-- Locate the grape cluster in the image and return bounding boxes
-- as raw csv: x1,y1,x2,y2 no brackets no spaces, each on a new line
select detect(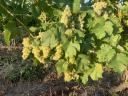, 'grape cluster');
40,46,51,59
32,46,45,63
64,29,73,37
22,31,52,64
32,46,40,59
78,14,86,30
36,32,45,40
60,5,72,27
38,11,47,22
69,56,75,64
53,44,63,60
22,37,31,60
32,45,51,63
92,1,107,15
64,71,73,81
64,71,79,81
103,12,108,20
